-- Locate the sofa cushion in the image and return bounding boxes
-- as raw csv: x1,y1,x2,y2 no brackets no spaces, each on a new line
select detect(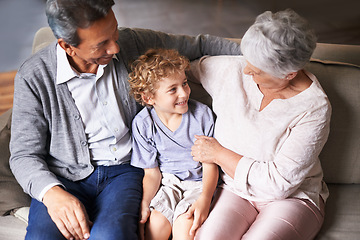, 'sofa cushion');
312,43,360,66
305,60,360,184
316,184,360,240
0,109,30,215
0,215,27,240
